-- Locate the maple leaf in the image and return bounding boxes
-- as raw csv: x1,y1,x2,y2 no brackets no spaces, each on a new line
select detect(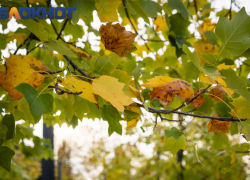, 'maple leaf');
92,75,133,112
193,42,218,65
0,54,48,100
209,85,226,101
153,15,168,32
99,23,137,57
197,18,216,37
142,78,193,107
60,76,96,103
207,114,232,134
190,89,206,108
